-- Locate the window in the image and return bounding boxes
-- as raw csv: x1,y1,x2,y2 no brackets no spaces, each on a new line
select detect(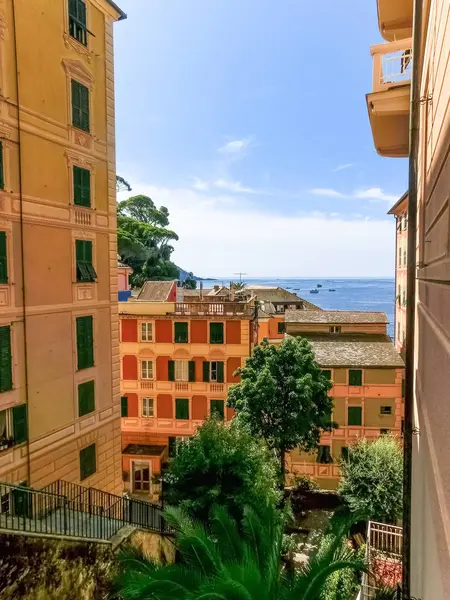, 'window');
76,240,97,282
278,322,286,334
133,461,150,492
0,409,12,449
398,247,402,266
141,322,153,342
71,80,90,132
348,369,362,386
210,322,224,344
168,436,187,458
80,443,96,480
210,361,224,383
142,397,154,417
0,325,12,392
173,360,188,382
397,284,401,302
141,360,154,380
397,322,401,340
0,231,8,284
341,447,349,461
174,322,188,343
210,399,225,419
76,316,94,370
0,141,4,190
68,0,87,46
380,405,393,416
322,369,332,381
402,379,405,398
175,398,189,420
316,445,332,464
403,249,407,266
121,396,128,417
73,166,91,207
402,289,406,306
380,428,390,435
330,326,341,334
78,380,95,417
0,406,27,449
348,406,362,426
